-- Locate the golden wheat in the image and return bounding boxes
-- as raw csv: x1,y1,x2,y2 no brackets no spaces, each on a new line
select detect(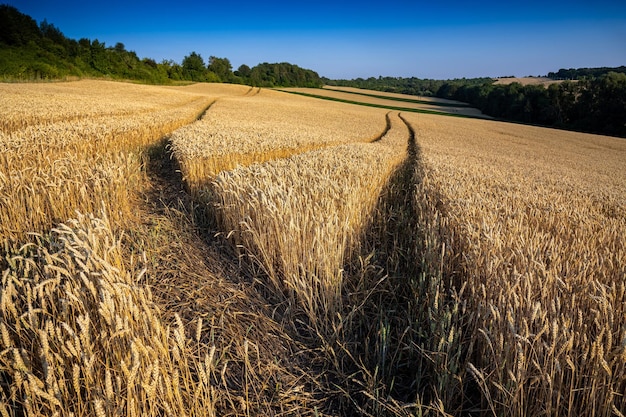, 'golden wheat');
169,89,389,189
210,112,408,334
402,112,626,416
4,78,624,416
0,80,322,417
0,80,206,133
323,85,467,105
0,212,218,417
0,81,251,246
